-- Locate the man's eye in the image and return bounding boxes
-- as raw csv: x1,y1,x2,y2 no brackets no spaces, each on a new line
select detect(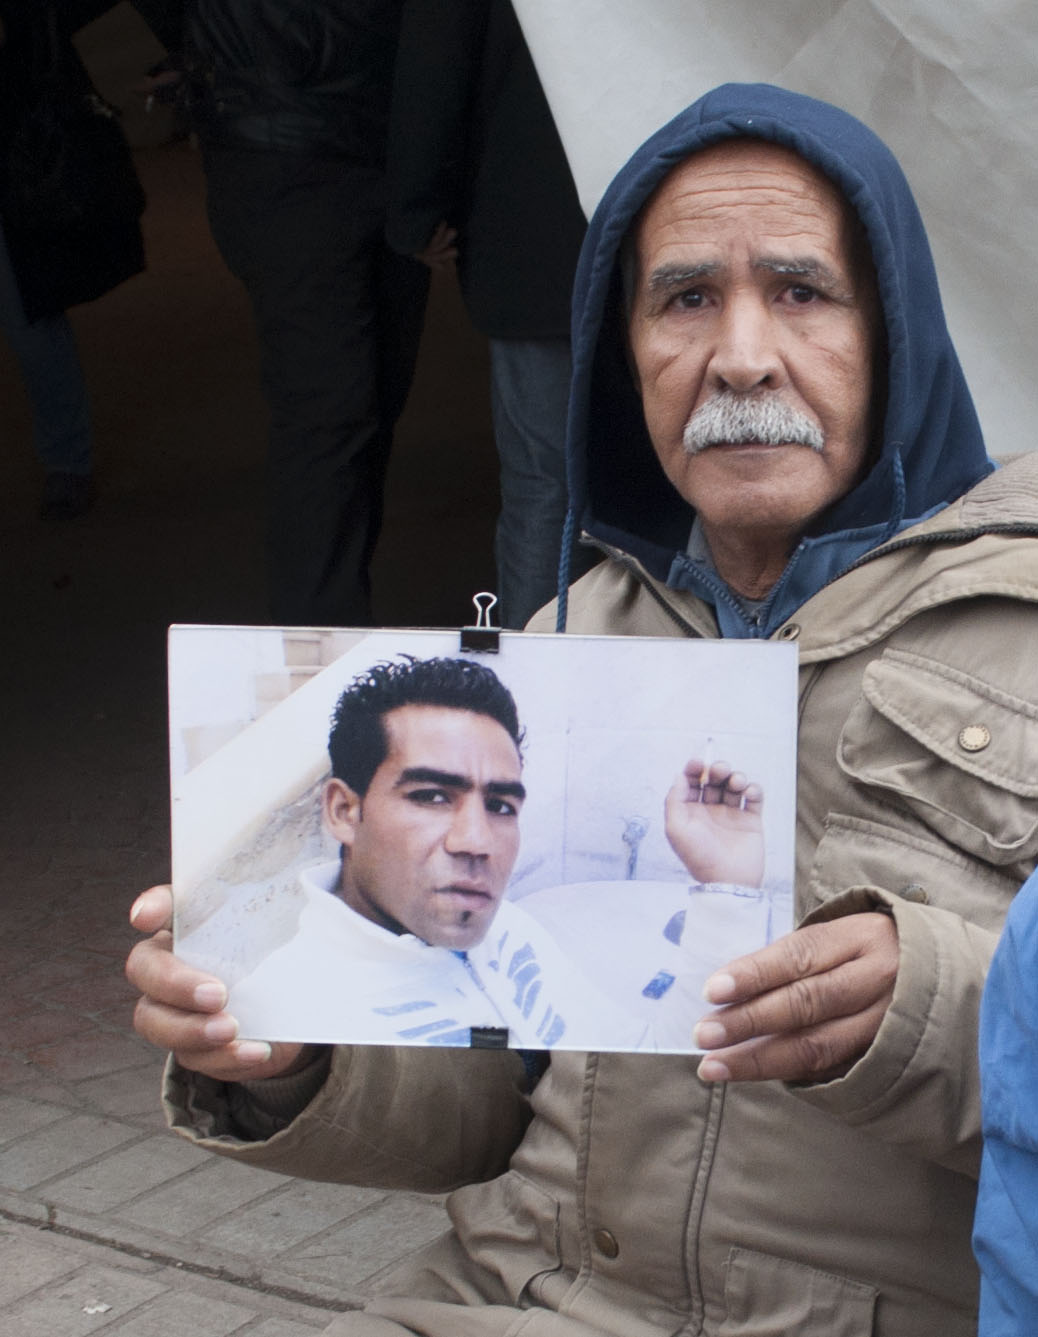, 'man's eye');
786,284,818,304
407,788,449,805
486,798,519,817
673,288,706,309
